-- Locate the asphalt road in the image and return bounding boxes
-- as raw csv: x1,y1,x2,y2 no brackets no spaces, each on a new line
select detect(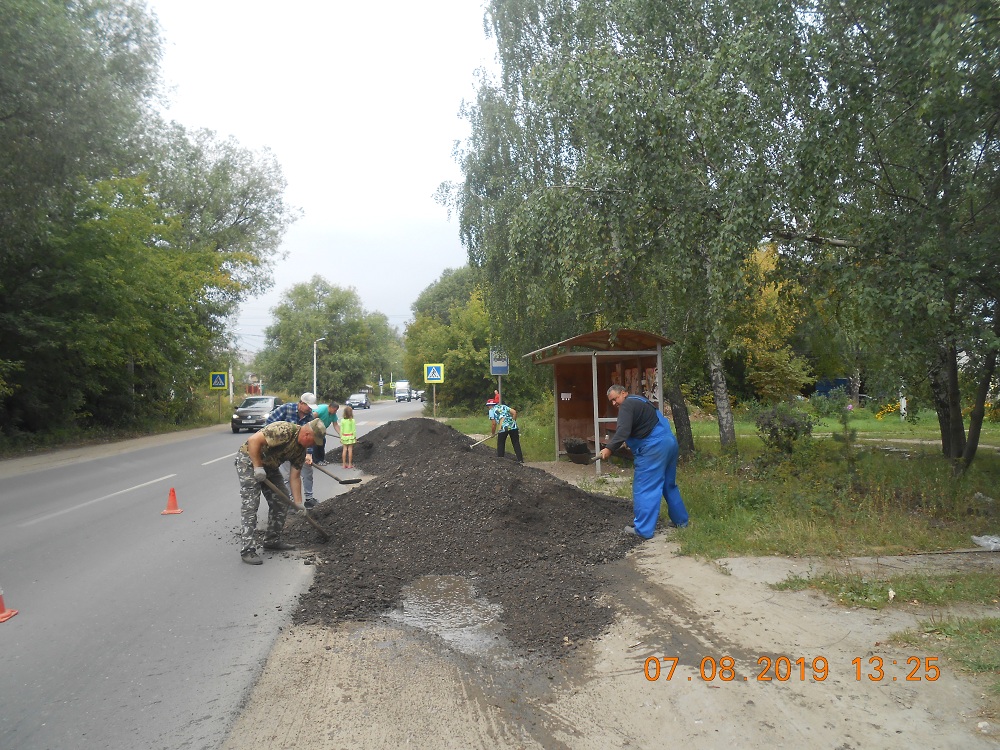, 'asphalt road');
0,397,424,750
